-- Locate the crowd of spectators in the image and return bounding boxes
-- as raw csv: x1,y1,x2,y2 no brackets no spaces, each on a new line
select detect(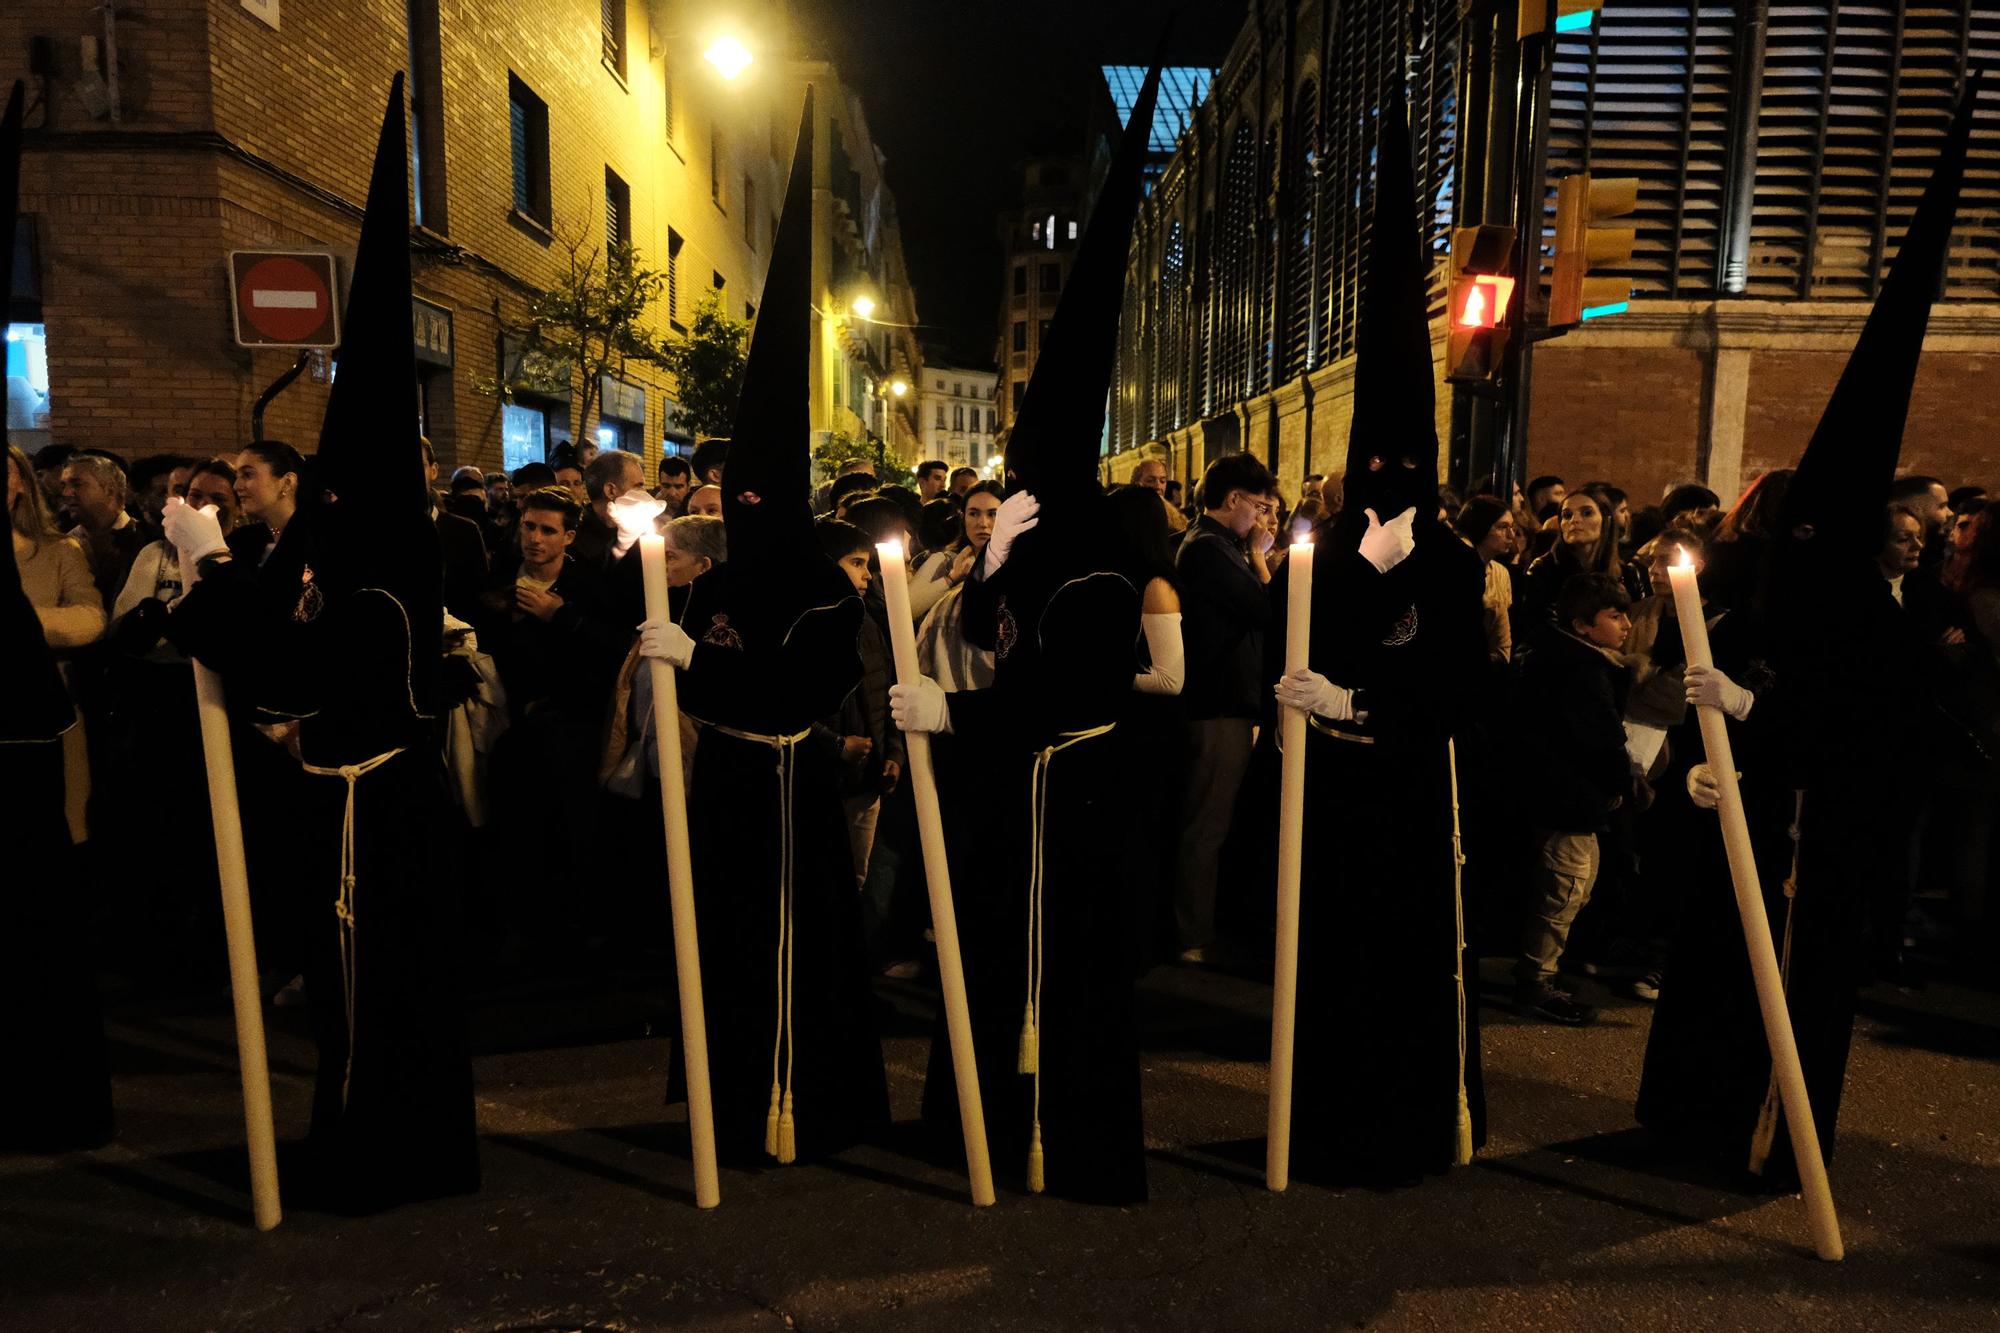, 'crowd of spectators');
10,434,1995,1019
